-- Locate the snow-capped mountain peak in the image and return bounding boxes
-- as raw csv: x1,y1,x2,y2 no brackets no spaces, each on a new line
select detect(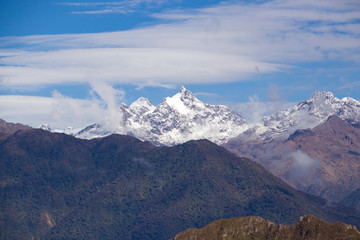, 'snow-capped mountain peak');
39,88,360,146
129,97,155,115
39,123,53,131
179,85,197,102
161,86,204,115
304,91,340,111
73,87,248,146
311,91,335,100
247,91,360,141
38,123,81,136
